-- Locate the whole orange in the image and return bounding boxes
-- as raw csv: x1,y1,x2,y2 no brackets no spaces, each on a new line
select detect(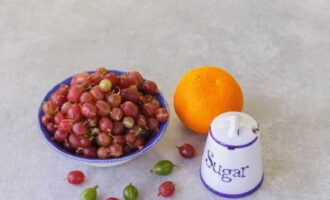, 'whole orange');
174,66,243,134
